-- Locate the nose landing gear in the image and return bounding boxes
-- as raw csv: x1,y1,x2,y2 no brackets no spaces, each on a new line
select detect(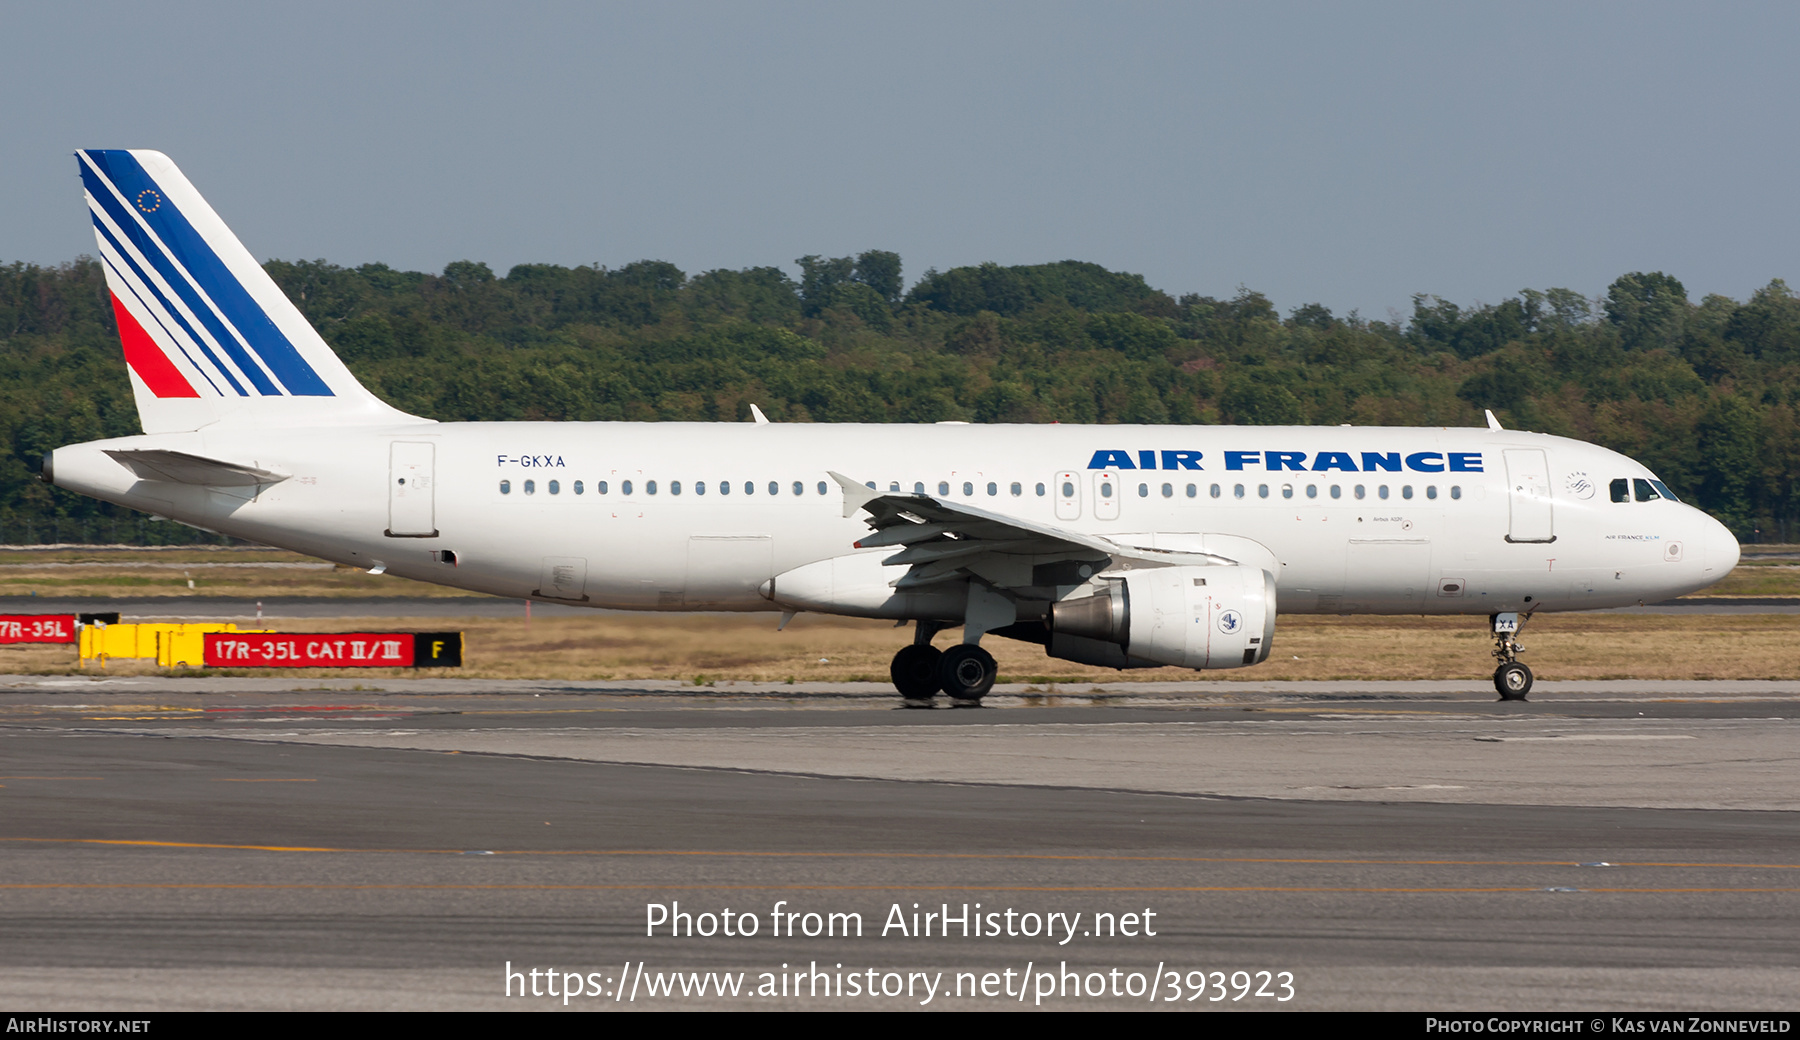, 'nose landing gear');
1490,612,1533,701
